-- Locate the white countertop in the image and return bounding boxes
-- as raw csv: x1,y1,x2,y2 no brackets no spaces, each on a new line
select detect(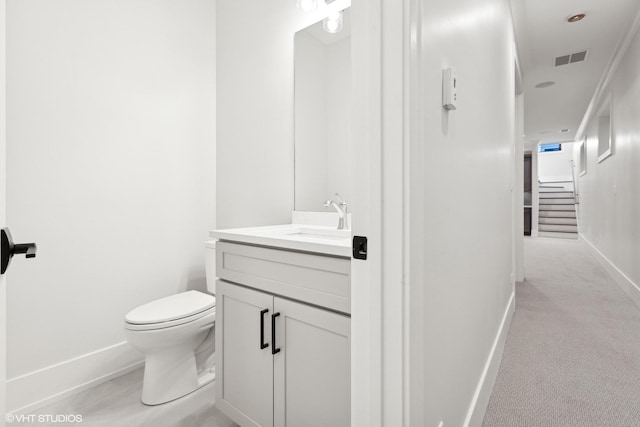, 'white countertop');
210,224,351,257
